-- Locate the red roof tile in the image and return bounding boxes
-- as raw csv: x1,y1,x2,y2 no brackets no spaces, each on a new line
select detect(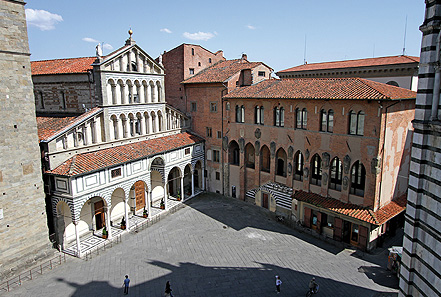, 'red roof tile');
182,59,267,84
31,57,95,75
48,132,204,176
37,107,102,141
292,190,407,225
223,78,416,100
278,55,419,73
